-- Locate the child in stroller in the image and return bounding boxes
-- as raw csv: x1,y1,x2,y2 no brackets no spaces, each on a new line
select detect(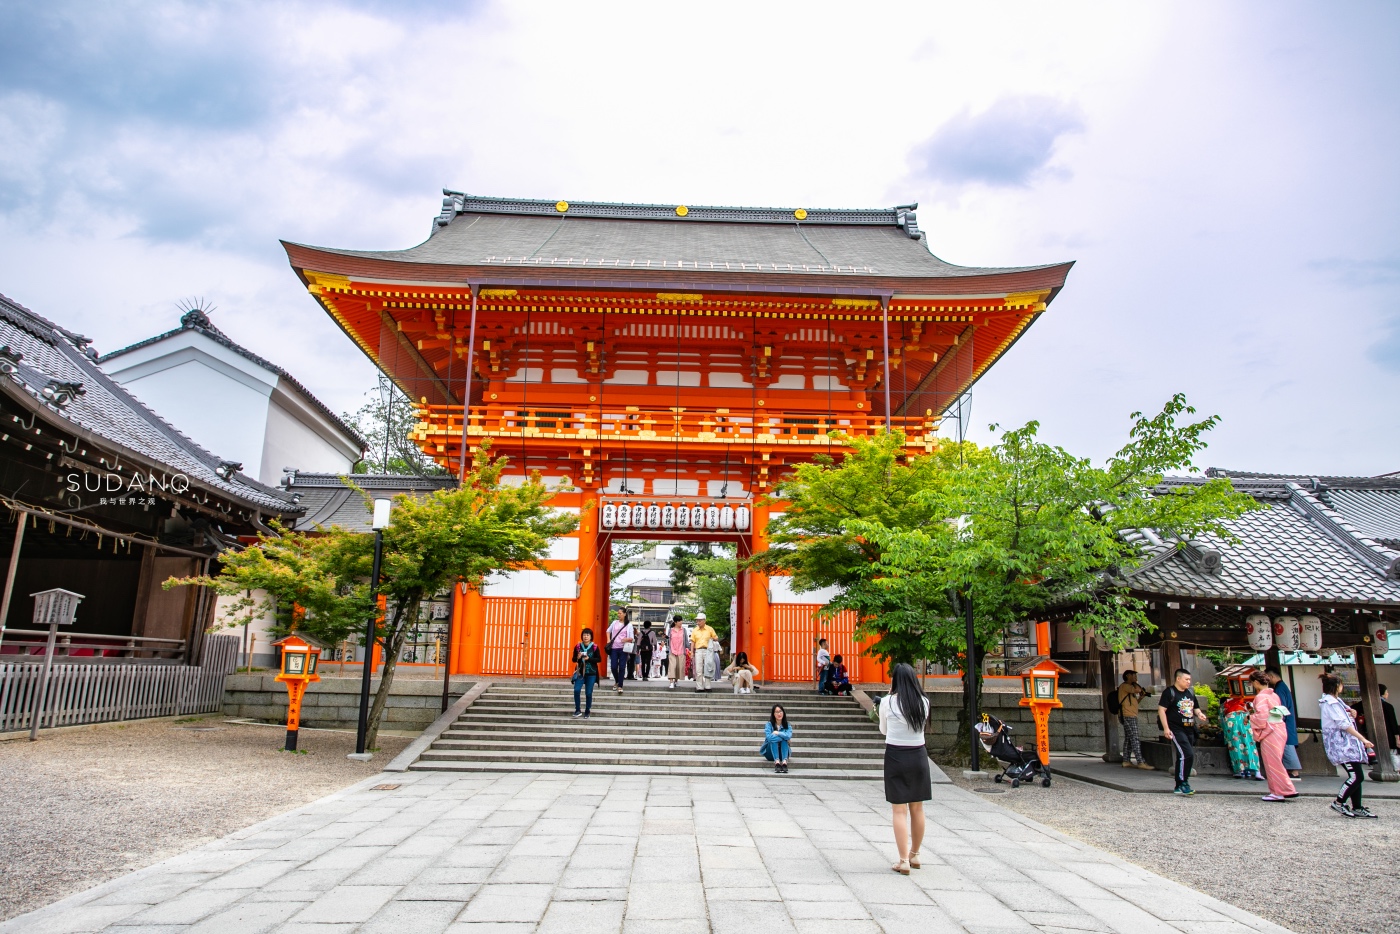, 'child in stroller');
974,714,1052,788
